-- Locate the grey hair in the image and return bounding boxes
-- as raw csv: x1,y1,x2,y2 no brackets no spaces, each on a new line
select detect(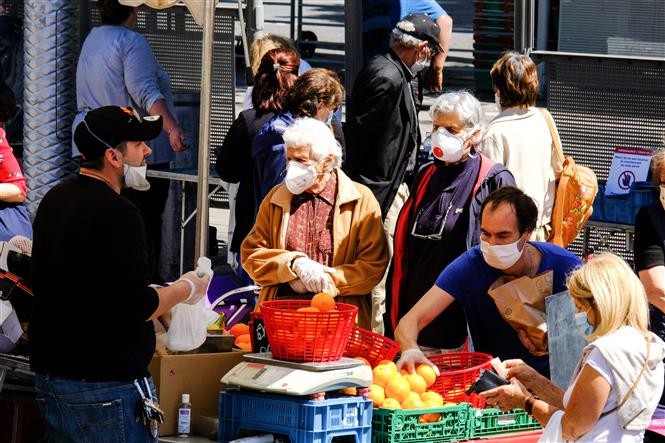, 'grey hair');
429,90,483,129
282,117,342,168
389,27,423,49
